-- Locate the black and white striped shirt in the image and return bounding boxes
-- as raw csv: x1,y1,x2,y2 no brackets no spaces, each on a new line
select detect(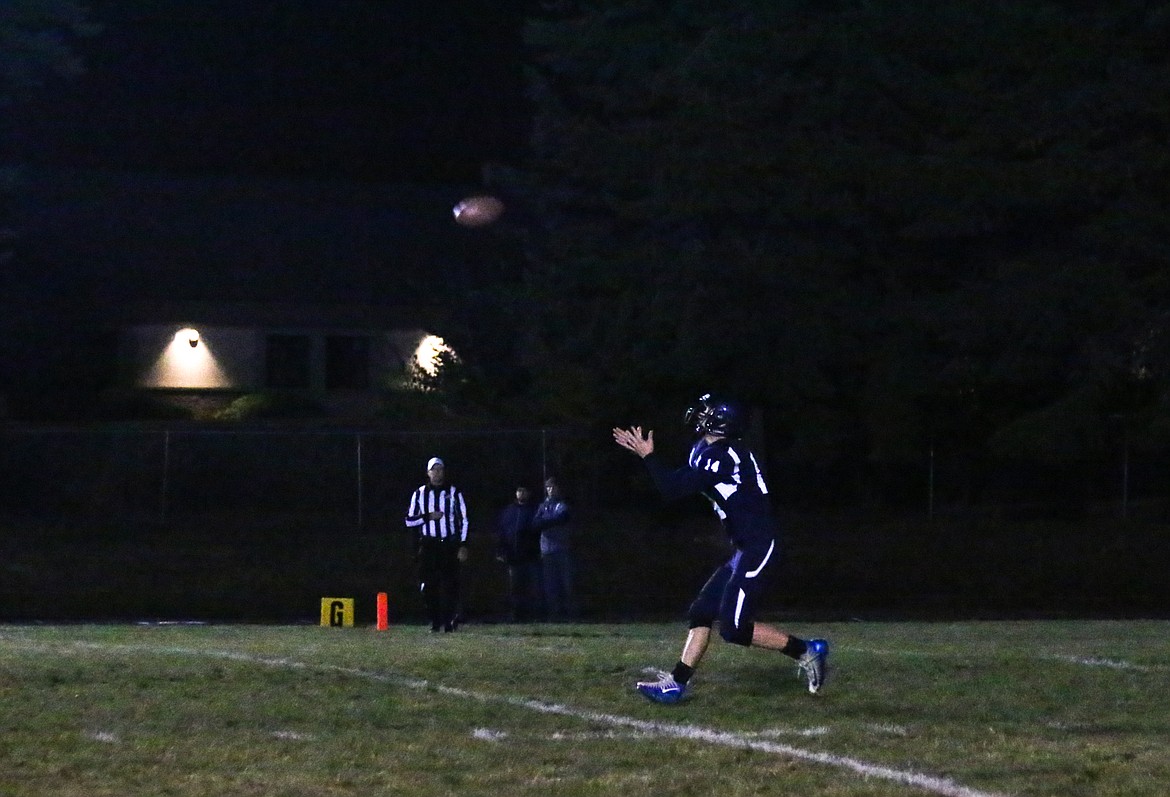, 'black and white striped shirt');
405,483,469,542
